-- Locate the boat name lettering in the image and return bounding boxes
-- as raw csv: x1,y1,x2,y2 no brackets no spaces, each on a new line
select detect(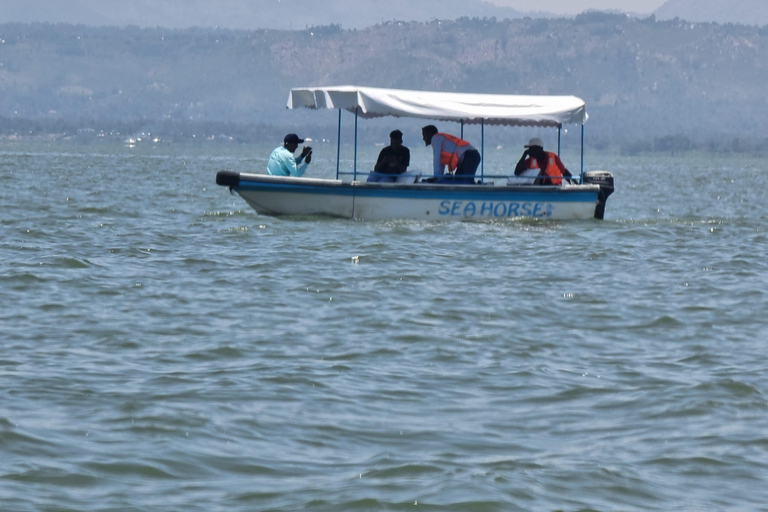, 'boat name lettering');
438,200,553,218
